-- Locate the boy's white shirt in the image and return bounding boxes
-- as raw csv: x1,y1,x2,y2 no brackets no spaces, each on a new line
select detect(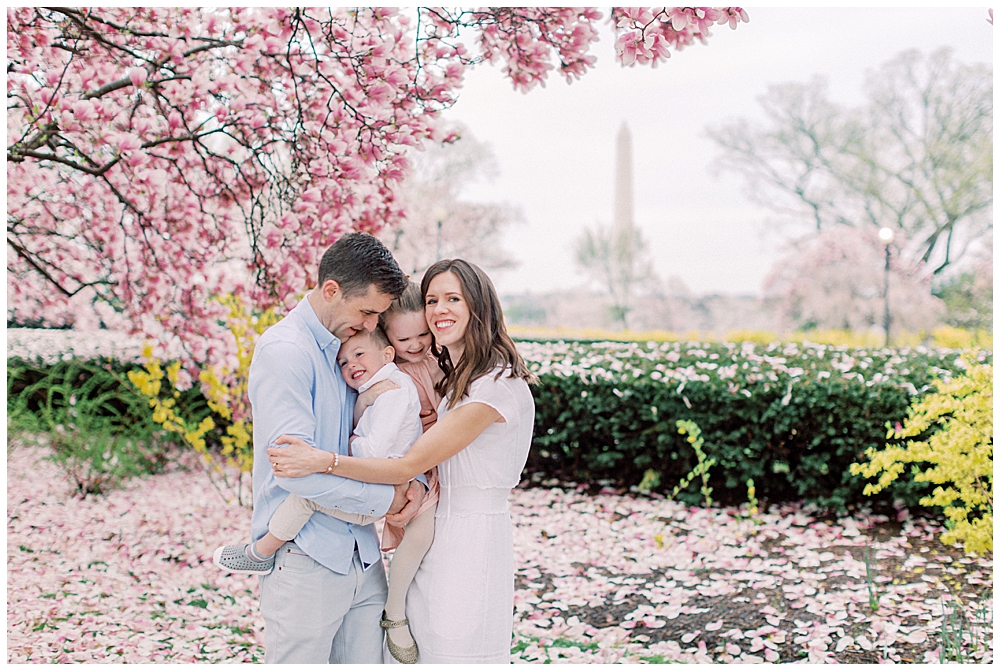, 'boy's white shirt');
353,362,423,460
